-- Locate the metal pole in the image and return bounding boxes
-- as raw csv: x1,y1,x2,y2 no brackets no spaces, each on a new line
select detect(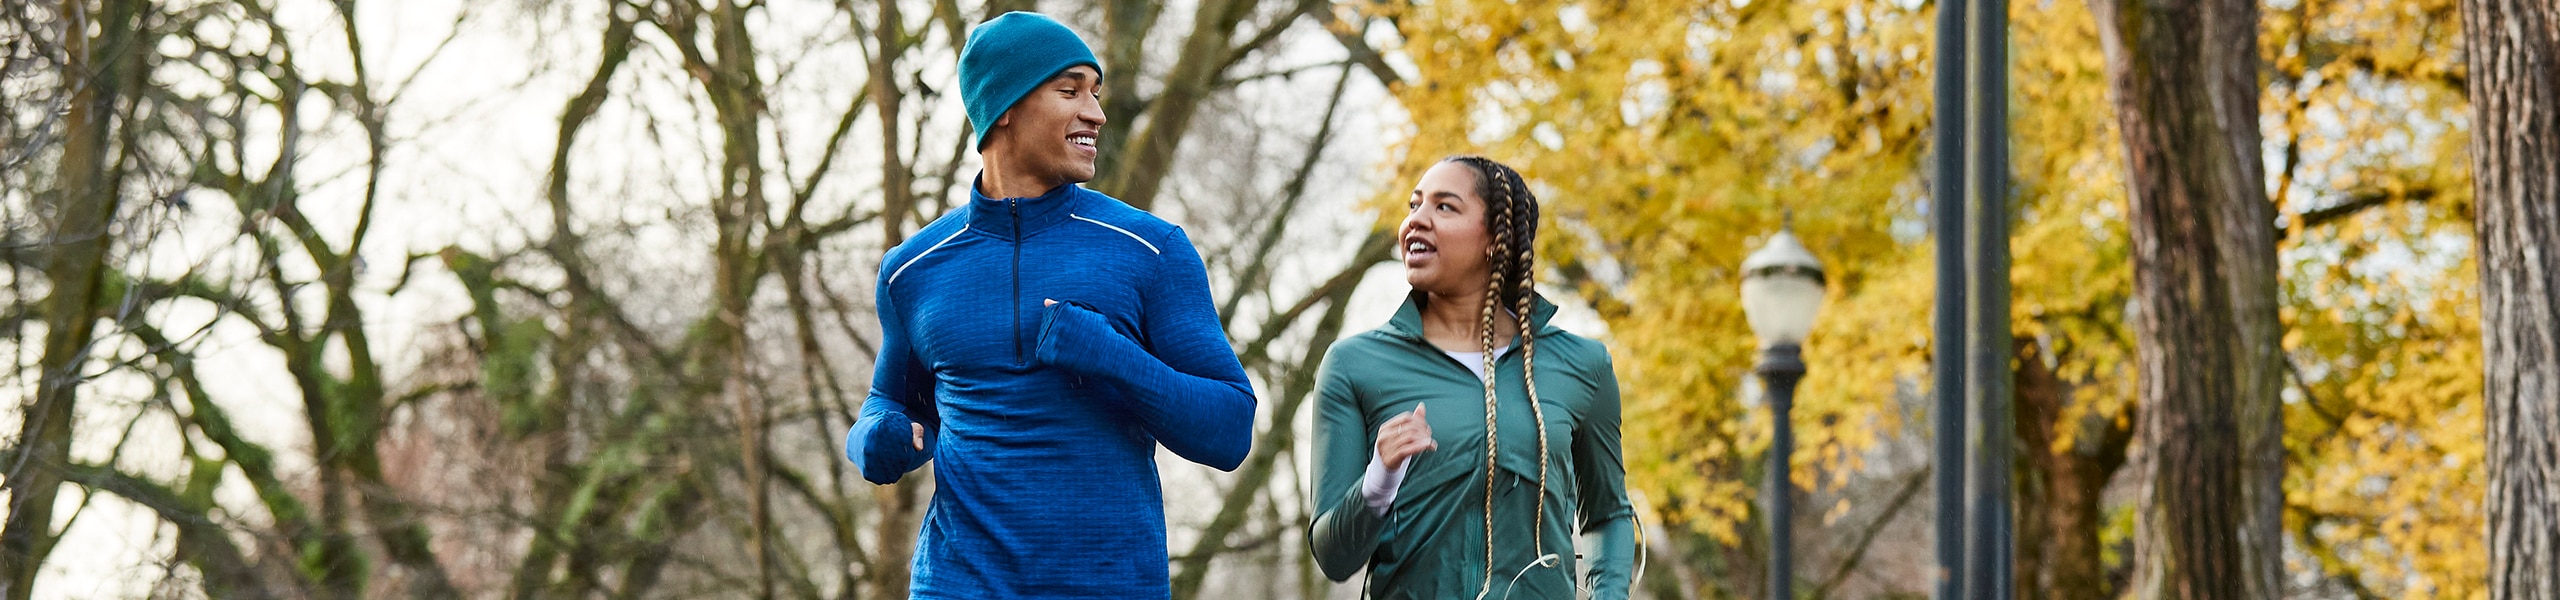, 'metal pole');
1758,344,1806,600
1928,0,1971,595
1959,0,2013,593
